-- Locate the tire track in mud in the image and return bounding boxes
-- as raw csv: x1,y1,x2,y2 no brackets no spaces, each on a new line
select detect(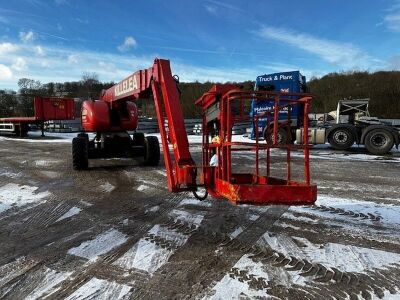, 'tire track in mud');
14,192,192,299
130,205,289,299
310,205,382,222
0,165,188,299
210,233,400,299
129,207,400,300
